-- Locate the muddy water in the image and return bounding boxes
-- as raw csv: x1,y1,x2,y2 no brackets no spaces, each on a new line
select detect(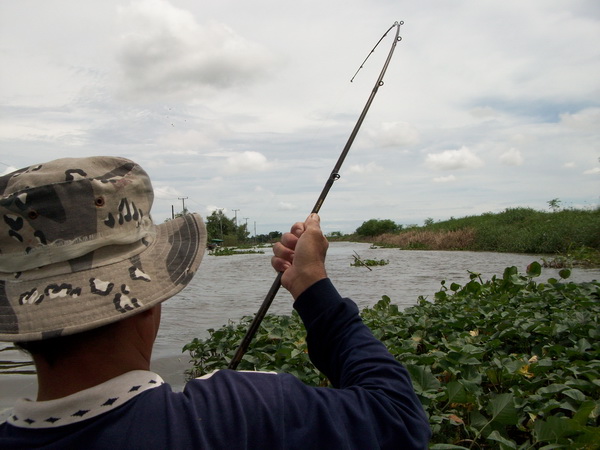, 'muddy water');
2,243,599,410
